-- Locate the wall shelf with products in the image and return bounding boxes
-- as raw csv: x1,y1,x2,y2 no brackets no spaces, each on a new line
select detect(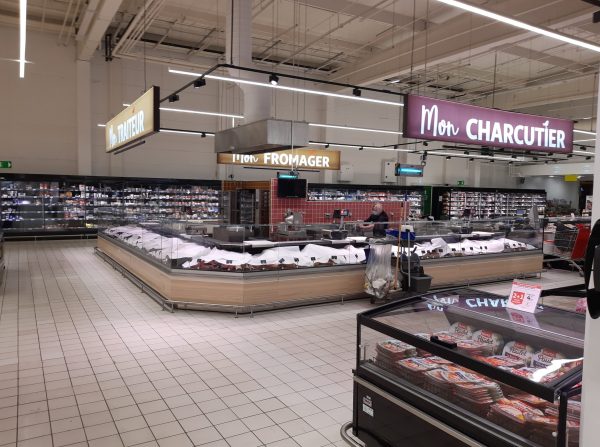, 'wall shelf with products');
431,187,546,220
307,184,426,218
0,174,223,239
